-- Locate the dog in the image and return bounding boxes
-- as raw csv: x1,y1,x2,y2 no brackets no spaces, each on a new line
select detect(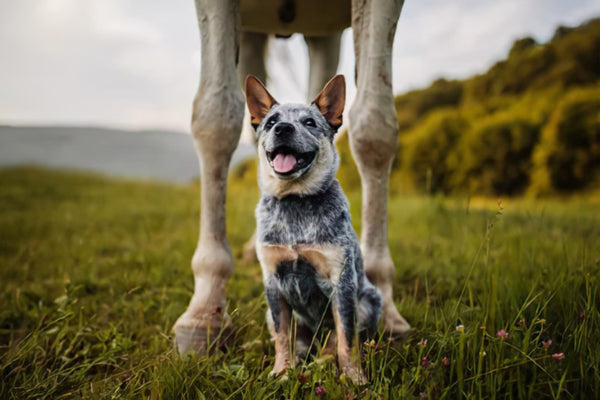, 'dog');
245,74,383,382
